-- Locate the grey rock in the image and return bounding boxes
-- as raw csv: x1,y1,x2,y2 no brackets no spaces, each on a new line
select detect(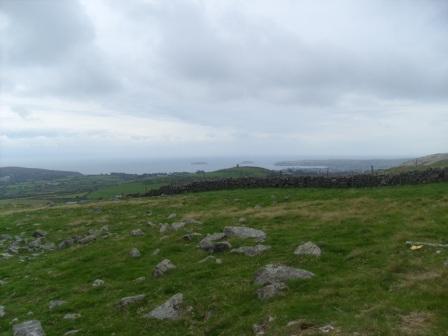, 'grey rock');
118,294,146,308
171,221,186,230
63,330,80,335
0,305,5,318
231,244,271,256
153,259,176,277
257,282,287,300
184,218,201,225
294,241,321,257
223,226,266,241
167,213,177,220
78,234,96,245
63,313,81,320
199,233,228,252
254,264,314,286
152,248,160,256
444,259,448,268
0,279,6,286
159,223,169,233
13,320,45,336
144,293,183,320
32,230,47,238
130,229,144,237
129,248,141,258
58,238,74,249
92,279,105,288
48,300,66,310
134,276,146,282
